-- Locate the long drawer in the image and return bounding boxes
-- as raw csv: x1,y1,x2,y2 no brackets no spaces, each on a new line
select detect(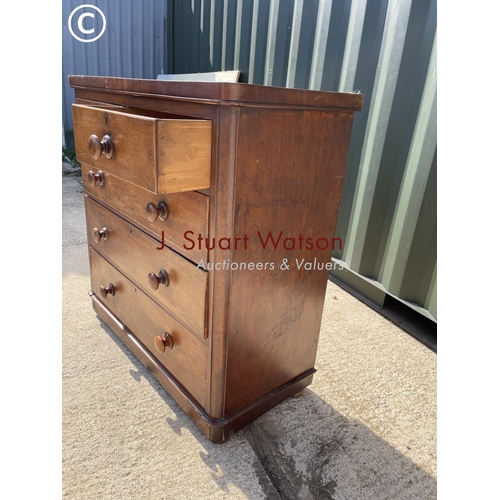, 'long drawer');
73,104,212,194
85,196,208,339
81,163,209,263
89,247,207,406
